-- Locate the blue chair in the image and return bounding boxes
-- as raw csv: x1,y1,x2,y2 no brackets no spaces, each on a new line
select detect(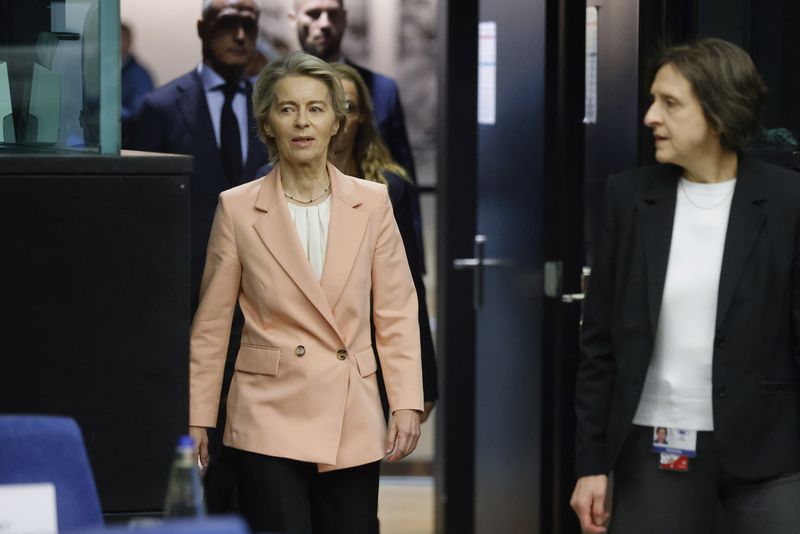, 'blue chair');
76,517,250,534
0,415,103,530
